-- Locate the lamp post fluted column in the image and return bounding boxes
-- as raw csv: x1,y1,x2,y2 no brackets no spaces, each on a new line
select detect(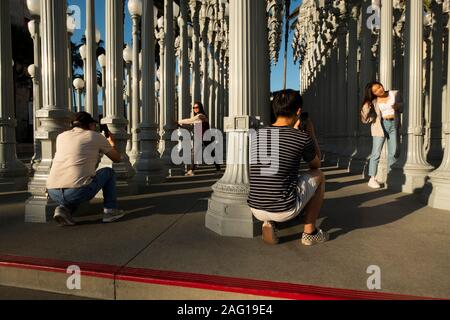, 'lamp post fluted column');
0,0,28,193
134,0,164,185
128,4,142,165
255,0,270,126
160,0,177,171
98,54,107,114
208,26,216,128
425,0,450,210
156,26,165,154
99,0,135,195
85,0,98,120
200,3,209,114
213,33,221,129
345,4,359,170
25,0,72,222
377,0,393,183
27,16,43,172
189,0,202,106
179,0,190,120
336,22,348,167
123,47,132,152
67,16,75,113
205,0,263,238
427,1,444,166
380,0,393,90
350,0,375,175
388,0,434,193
